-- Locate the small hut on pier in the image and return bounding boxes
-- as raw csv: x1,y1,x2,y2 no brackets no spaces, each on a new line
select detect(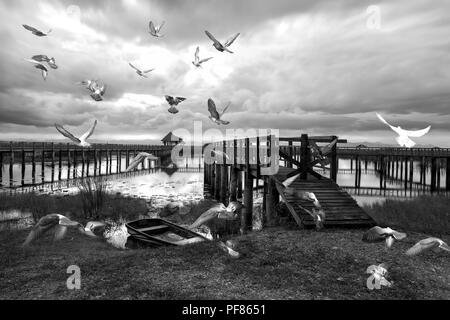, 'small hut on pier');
161,132,183,146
